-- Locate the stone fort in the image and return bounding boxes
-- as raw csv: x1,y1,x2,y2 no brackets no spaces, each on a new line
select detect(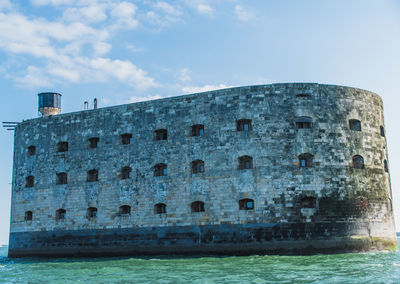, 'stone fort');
8,83,396,257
